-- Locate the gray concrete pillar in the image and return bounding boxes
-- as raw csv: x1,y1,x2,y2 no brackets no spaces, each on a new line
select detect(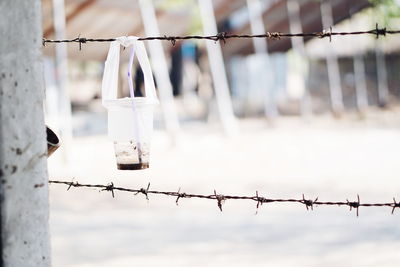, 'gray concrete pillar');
0,1,51,266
